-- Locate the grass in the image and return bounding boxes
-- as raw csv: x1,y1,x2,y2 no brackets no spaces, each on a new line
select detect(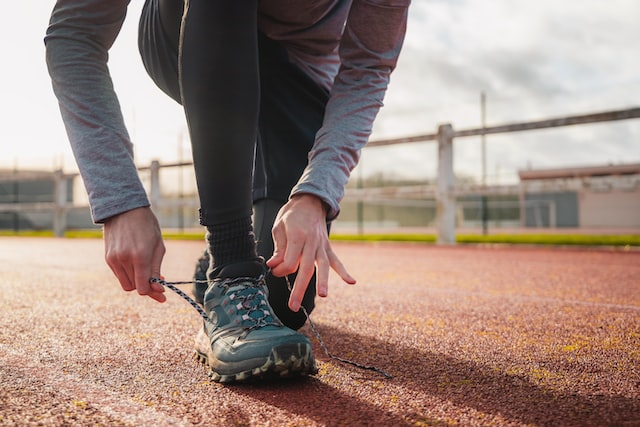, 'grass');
330,233,640,247
1,229,638,247
0,229,204,241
